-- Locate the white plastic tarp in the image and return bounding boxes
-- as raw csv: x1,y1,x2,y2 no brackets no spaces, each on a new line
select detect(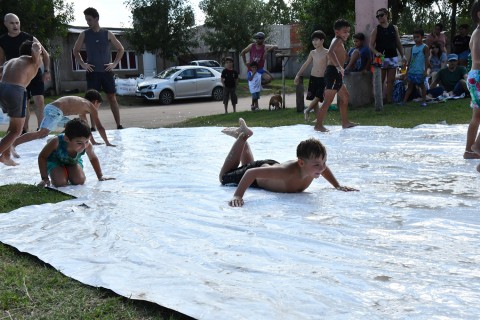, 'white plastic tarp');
0,125,479,319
